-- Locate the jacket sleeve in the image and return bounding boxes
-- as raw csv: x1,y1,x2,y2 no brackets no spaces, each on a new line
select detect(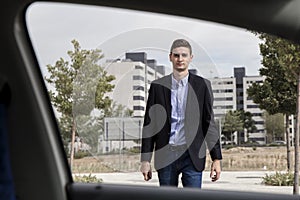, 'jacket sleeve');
140,84,156,162
203,79,223,161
